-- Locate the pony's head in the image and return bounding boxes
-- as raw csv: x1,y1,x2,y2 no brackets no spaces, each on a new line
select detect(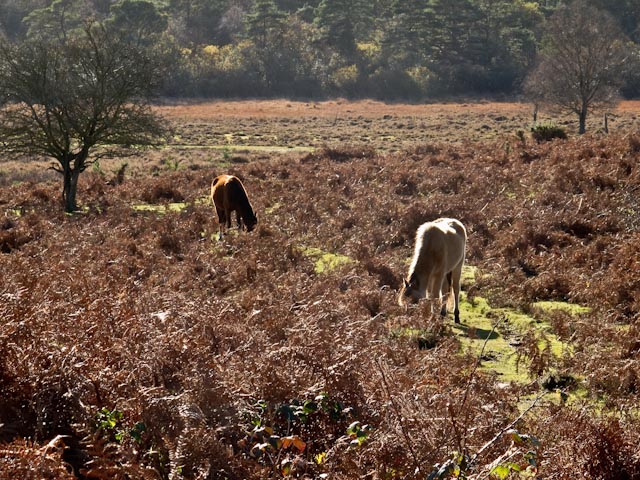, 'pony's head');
398,275,423,306
245,212,258,232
